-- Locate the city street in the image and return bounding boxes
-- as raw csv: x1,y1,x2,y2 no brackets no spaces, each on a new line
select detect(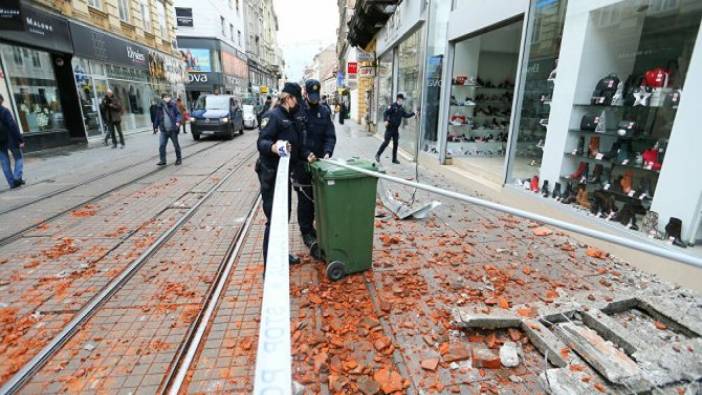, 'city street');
2,0,702,394
0,121,700,394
